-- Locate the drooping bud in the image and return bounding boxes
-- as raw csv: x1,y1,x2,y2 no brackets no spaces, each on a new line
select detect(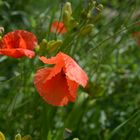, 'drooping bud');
63,2,72,16
62,1,80,32
96,4,103,12
81,1,96,18
15,134,22,140
79,24,94,36
63,10,71,26
0,132,5,140
39,39,48,55
47,40,63,53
